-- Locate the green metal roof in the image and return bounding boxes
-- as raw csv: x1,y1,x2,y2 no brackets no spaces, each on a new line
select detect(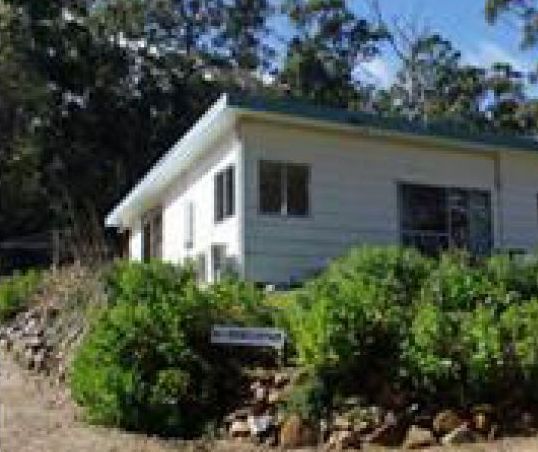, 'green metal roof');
228,94,538,152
